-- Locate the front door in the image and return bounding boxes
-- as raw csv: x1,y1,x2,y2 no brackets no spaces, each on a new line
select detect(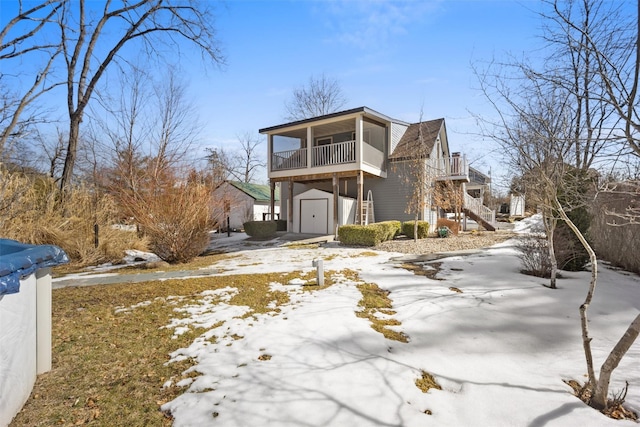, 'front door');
300,199,328,234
